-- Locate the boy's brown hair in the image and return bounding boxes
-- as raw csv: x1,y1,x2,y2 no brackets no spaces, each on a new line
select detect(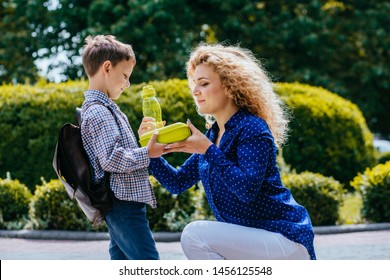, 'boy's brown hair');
82,35,136,77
